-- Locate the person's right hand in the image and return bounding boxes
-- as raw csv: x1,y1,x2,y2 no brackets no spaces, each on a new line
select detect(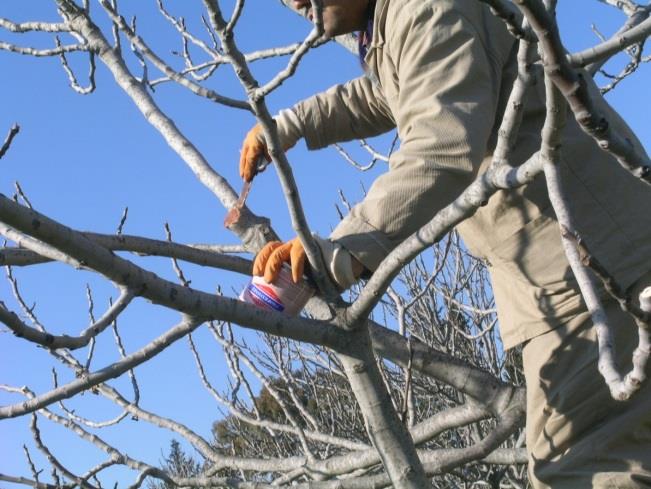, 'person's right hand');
253,238,307,284
239,124,271,183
